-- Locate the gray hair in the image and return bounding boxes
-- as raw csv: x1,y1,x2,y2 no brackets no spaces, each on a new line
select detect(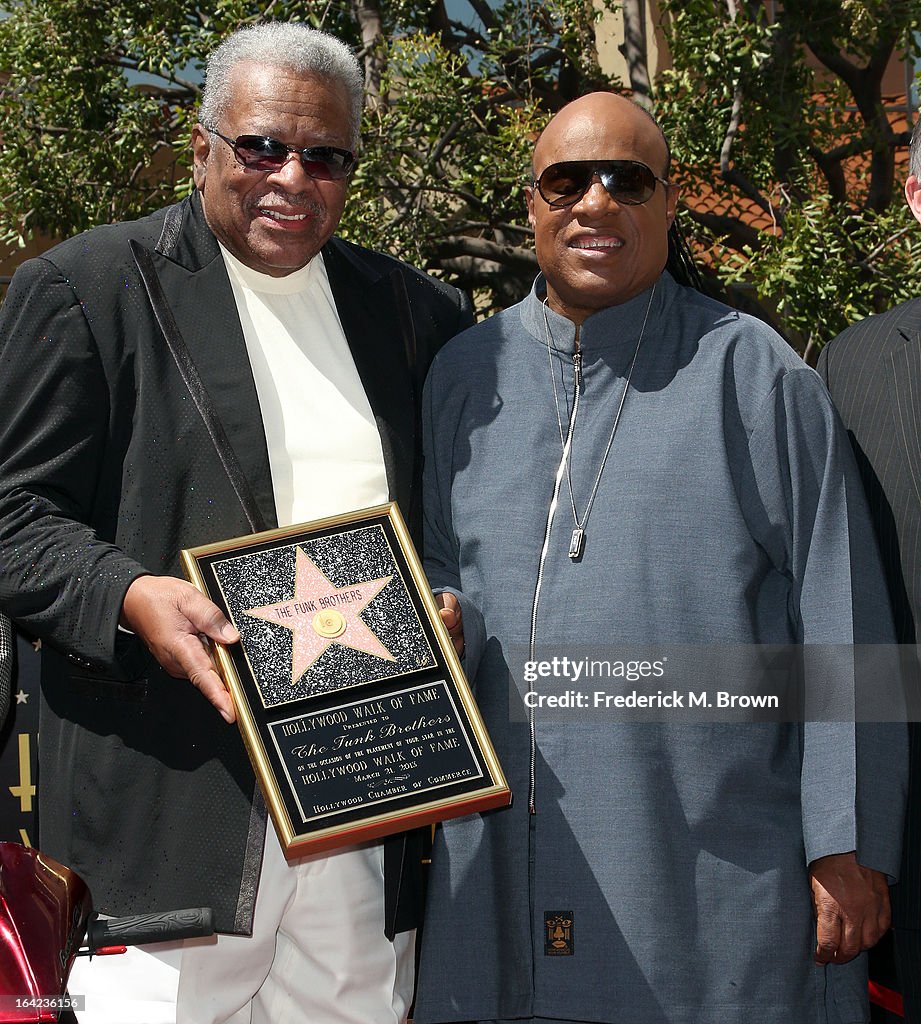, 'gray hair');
199,23,364,149
911,121,921,180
